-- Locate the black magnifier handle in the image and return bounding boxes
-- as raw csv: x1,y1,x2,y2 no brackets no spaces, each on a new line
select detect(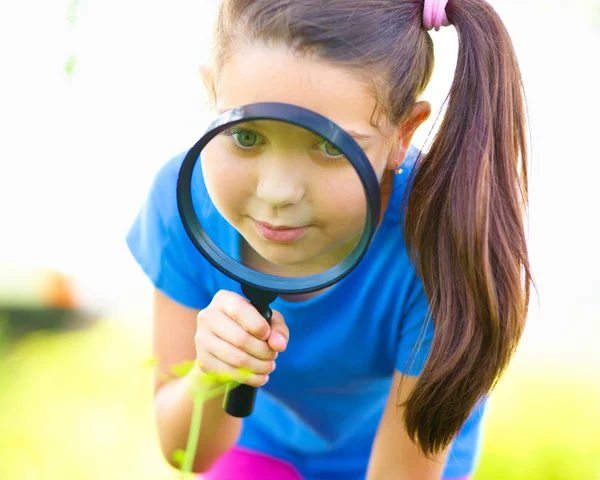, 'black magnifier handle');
223,284,278,417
